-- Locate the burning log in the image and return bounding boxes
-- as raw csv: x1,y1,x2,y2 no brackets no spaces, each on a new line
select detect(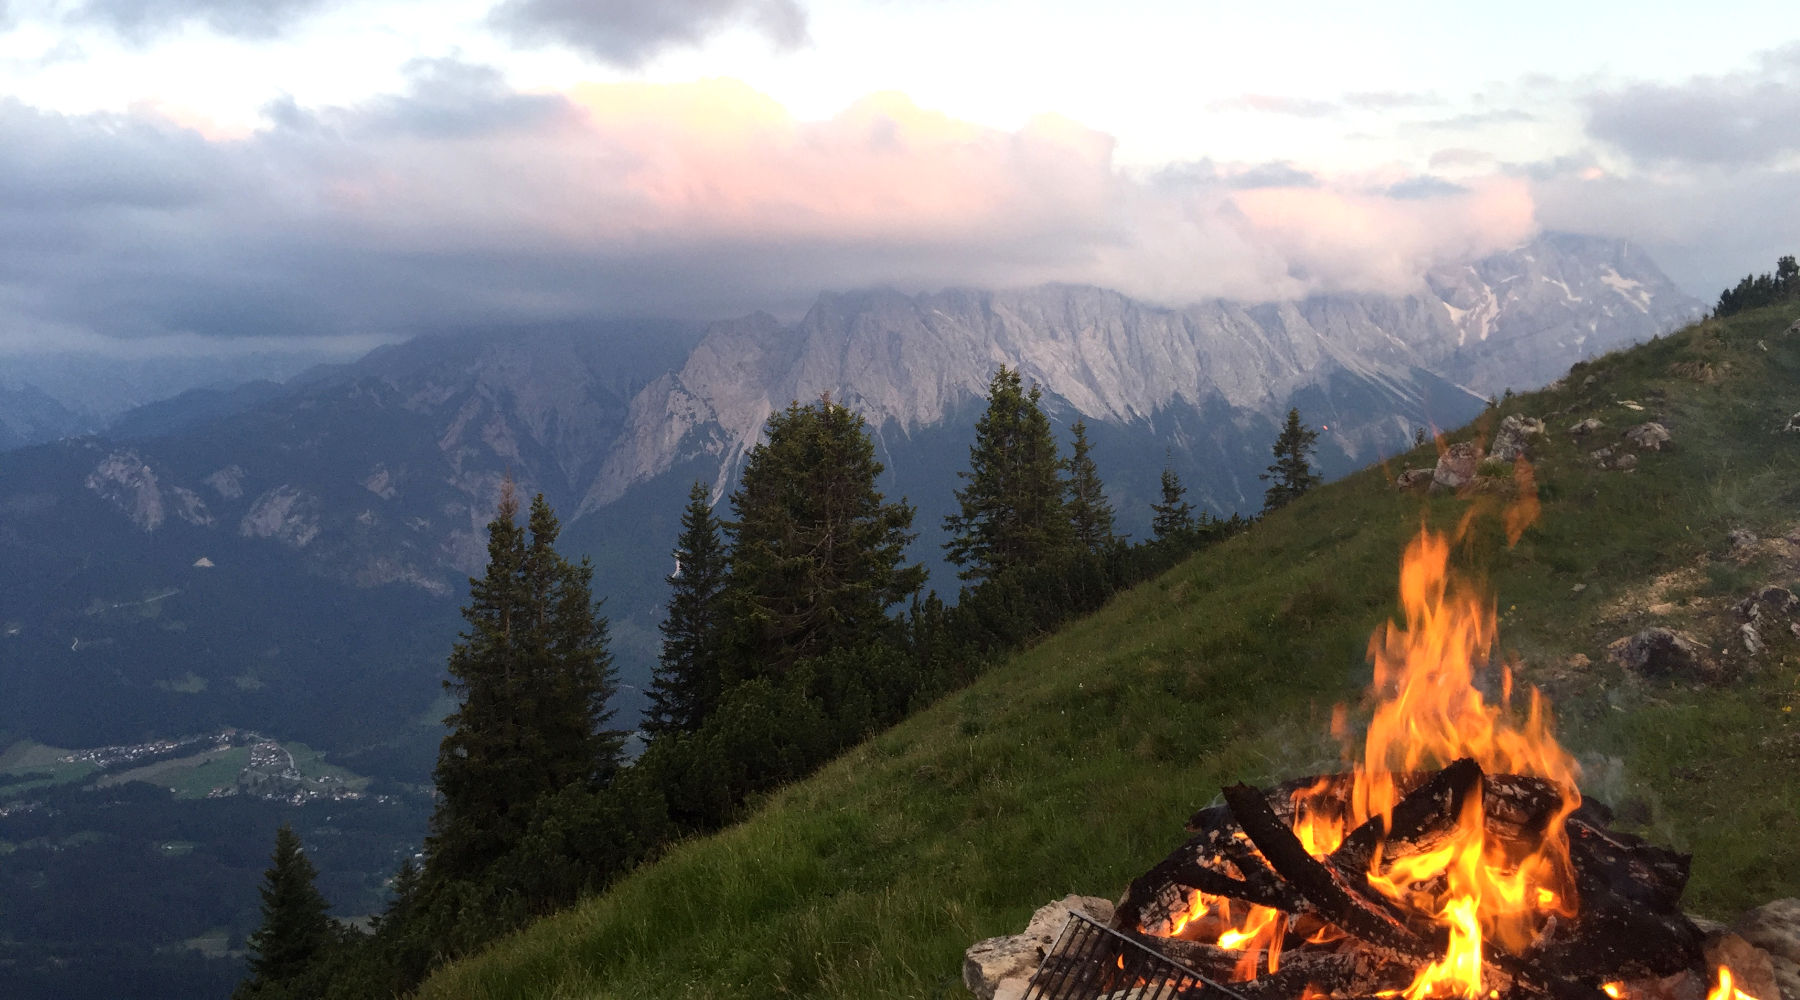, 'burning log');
1106,767,1712,1000
1221,780,1432,963
1328,759,1484,880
